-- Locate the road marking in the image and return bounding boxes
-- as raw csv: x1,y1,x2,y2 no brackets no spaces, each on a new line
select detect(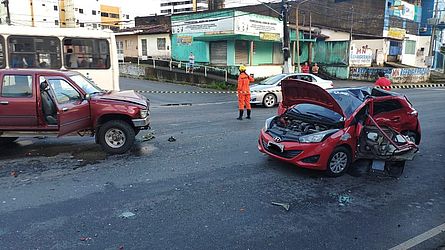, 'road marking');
151,101,237,108
389,222,445,250
416,88,445,91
